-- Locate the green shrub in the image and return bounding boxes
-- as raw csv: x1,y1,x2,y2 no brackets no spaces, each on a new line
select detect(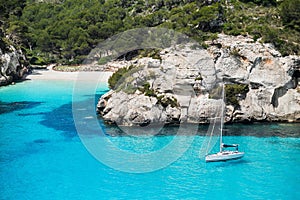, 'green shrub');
138,82,179,108
225,84,249,107
280,0,300,31
240,0,277,7
29,56,46,65
108,65,134,89
98,55,113,65
157,95,178,108
139,82,157,97
138,49,162,60
144,83,155,97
